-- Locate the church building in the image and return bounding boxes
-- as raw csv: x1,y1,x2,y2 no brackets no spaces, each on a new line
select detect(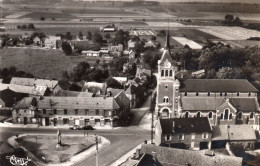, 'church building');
155,31,260,129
